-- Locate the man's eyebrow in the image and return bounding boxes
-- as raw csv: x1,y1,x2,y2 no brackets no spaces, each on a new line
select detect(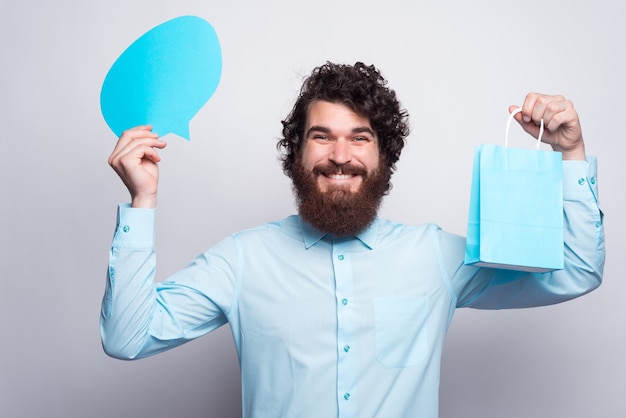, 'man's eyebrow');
305,126,331,137
352,126,376,136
